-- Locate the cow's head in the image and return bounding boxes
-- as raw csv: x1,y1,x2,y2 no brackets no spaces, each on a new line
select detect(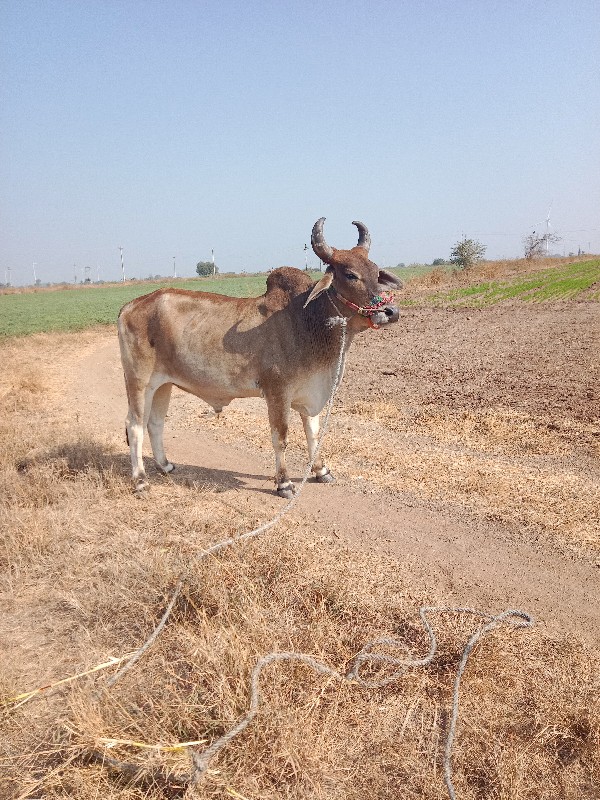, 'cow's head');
304,218,401,328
